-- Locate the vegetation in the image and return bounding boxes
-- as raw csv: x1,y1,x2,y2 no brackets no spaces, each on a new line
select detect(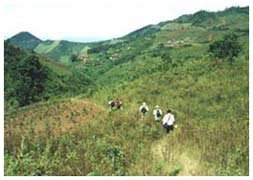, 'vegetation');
4,42,48,108
4,6,249,176
8,31,42,50
4,42,95,111
34,40,91,64
209,33,241,63
70,54,81,63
